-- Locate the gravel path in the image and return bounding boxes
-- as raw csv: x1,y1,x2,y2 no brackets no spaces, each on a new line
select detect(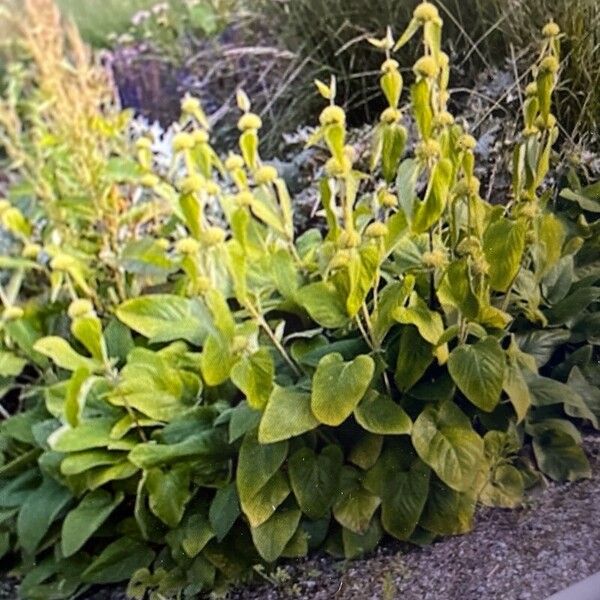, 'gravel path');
2,435,599,600
230,434,600,600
